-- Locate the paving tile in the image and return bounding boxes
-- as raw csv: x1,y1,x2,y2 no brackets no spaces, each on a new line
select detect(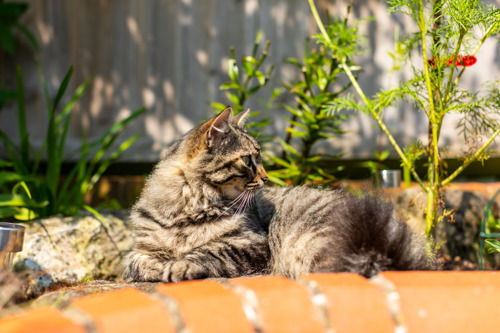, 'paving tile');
0,307,86,333
70,287,176,333
156,279,255,333
302,273,395,333
380,271,500,333
2,272,500,333
230,275,326,333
